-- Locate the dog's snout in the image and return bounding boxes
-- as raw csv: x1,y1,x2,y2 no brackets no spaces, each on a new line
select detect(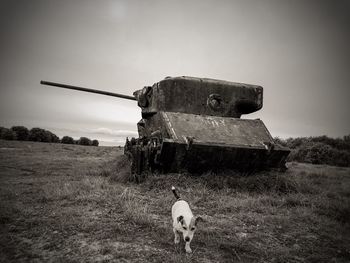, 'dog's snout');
185,236,190,242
